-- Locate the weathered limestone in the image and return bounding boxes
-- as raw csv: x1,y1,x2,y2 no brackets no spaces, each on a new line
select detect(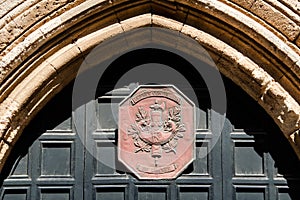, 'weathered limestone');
0,0,300,172
231,0,300,41
0,140,10,169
